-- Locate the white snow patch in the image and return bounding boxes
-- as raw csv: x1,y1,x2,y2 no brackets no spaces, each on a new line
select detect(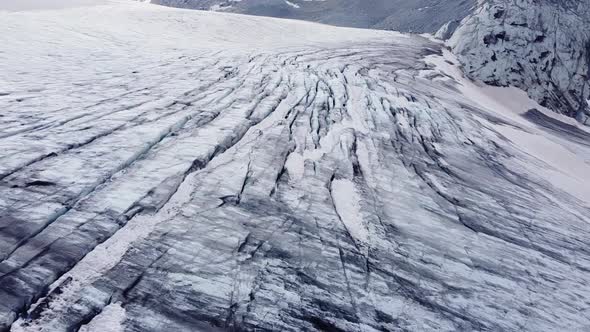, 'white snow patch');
494,125,590,203
285,0,300,9
331,179,368,244
285,152,305,180
79,302,126,332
